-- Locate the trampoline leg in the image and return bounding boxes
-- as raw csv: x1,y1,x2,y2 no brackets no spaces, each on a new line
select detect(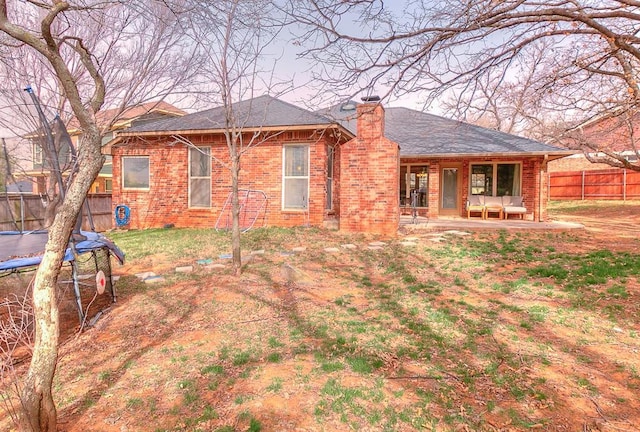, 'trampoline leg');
106,251,116,303
71,260,85,324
